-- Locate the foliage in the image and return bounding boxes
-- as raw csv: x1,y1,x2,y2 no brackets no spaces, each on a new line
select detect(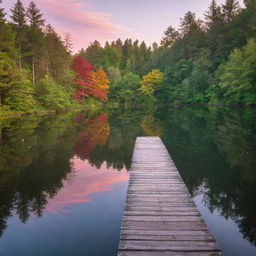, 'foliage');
5,69,40,112
35,76,73,110
216,39,256,104
110,72,141,105
72,56,109,102
89,67,110,100
140,69,164,98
